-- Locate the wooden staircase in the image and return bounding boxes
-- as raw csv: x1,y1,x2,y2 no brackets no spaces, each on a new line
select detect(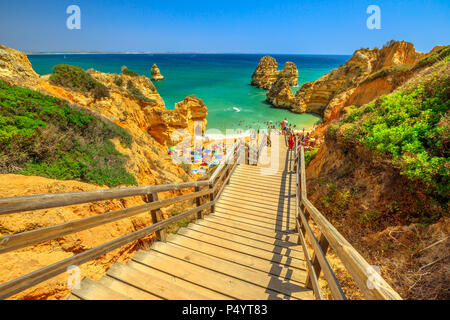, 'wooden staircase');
67,135,314,300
